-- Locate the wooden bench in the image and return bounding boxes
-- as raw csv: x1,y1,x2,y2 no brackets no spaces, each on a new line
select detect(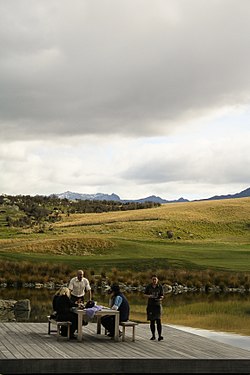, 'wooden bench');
119,321,138,342
47,315,72,341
